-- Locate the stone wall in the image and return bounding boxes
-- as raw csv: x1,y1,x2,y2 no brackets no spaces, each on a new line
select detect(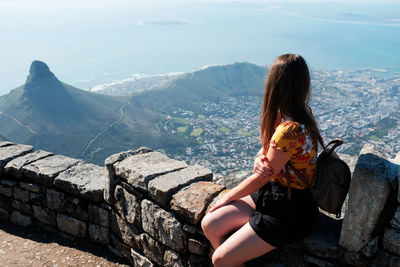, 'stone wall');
0,140,400,267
